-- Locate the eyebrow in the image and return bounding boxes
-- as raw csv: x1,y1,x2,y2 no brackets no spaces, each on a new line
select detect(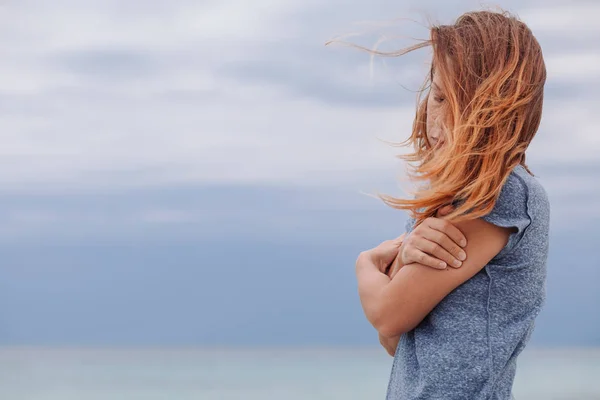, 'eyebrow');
432,82,442,91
